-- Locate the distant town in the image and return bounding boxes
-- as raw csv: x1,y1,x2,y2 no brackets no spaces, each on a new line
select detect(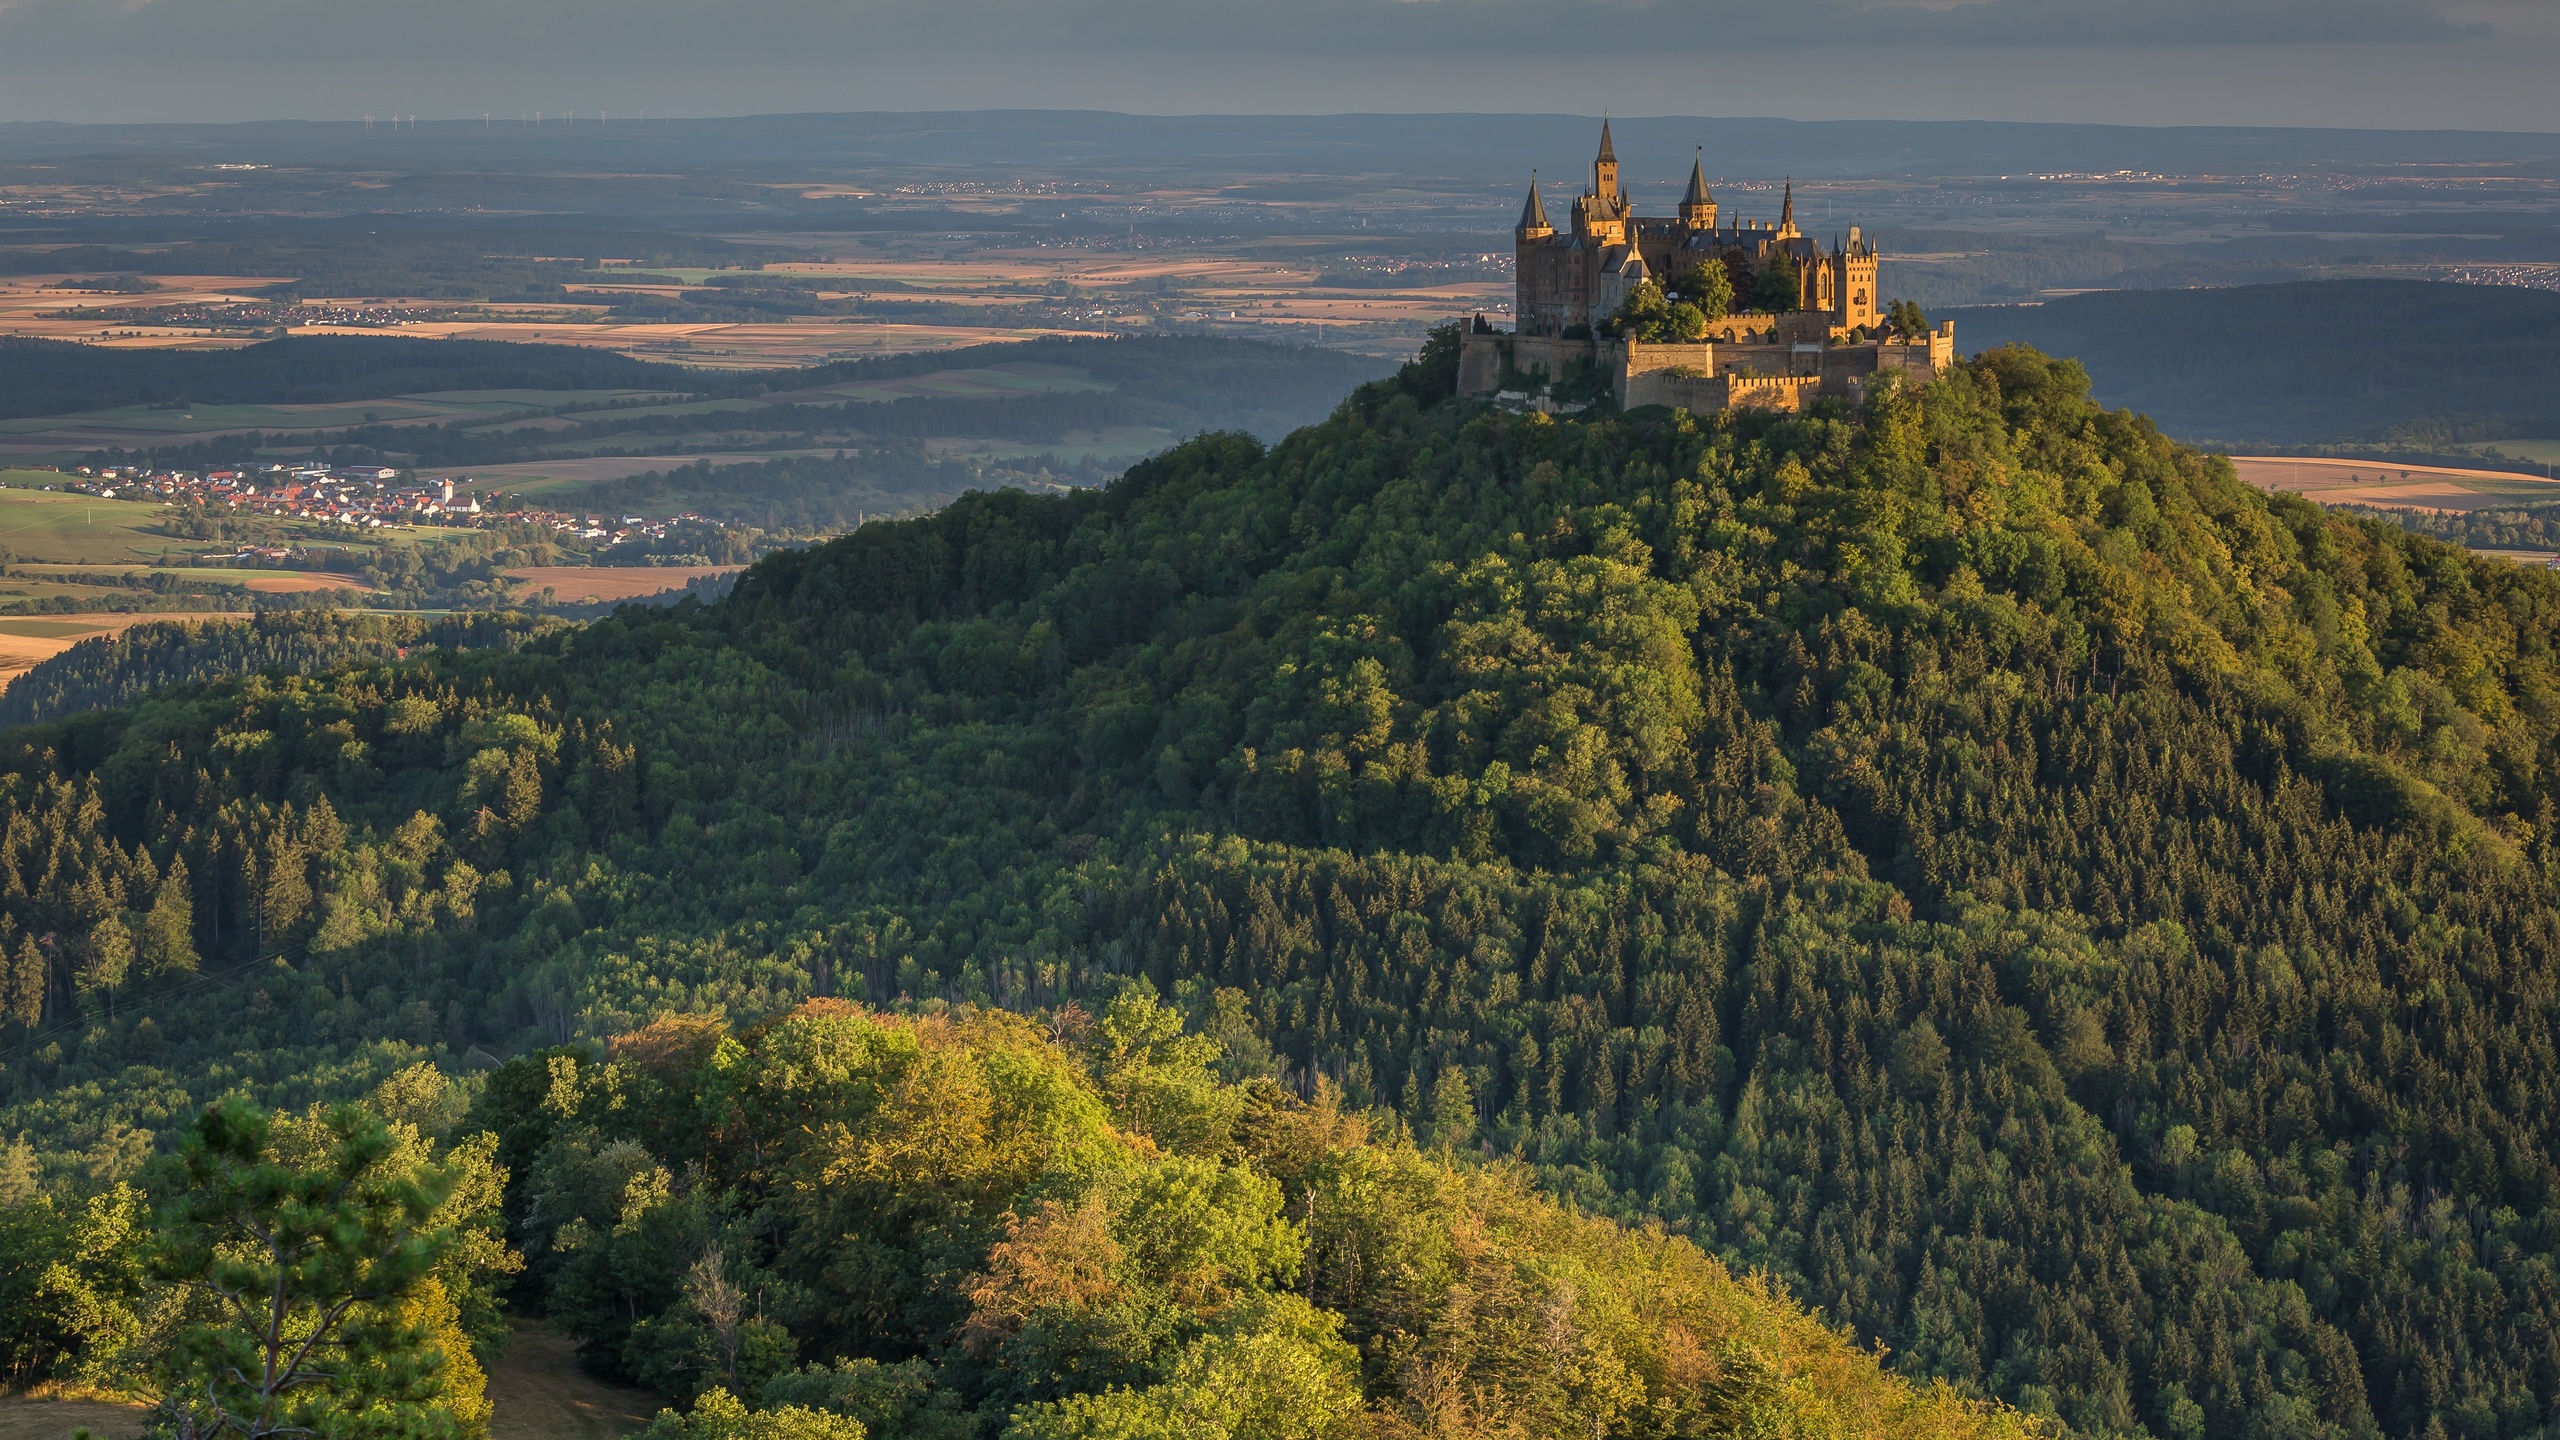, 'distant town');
39,462,716,549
